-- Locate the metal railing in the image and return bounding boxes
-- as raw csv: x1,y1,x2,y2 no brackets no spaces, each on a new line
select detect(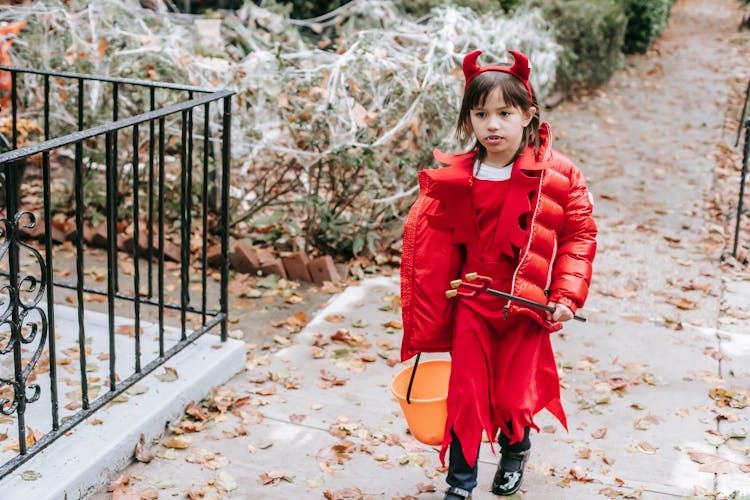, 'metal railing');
734,78,750,259
0,66,234,478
